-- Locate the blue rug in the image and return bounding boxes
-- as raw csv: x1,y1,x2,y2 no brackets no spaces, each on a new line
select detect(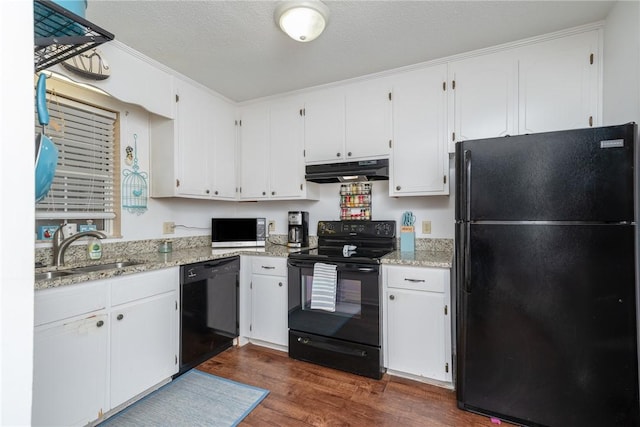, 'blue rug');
100,370,269,427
